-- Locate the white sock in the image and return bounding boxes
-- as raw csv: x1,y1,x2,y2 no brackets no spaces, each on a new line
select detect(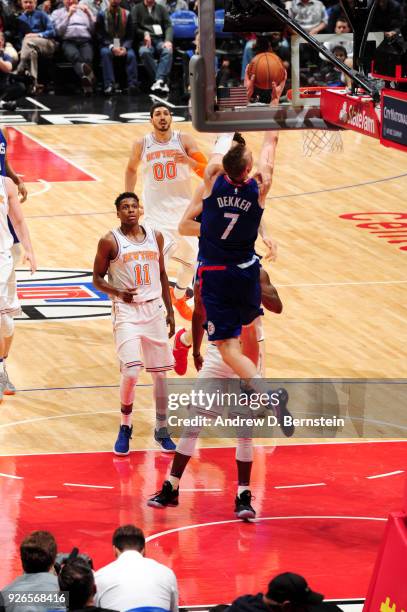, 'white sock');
169,475,180,489
238,485,250,496
0,360,4,373
180,331,191,347
121,411,132,427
